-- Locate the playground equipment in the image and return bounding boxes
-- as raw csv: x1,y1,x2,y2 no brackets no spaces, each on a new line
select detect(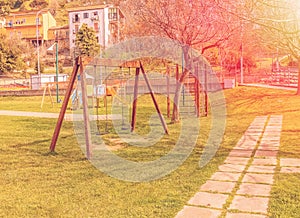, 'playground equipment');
49,55,214,159
50,57,172,158
40,81,68,109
